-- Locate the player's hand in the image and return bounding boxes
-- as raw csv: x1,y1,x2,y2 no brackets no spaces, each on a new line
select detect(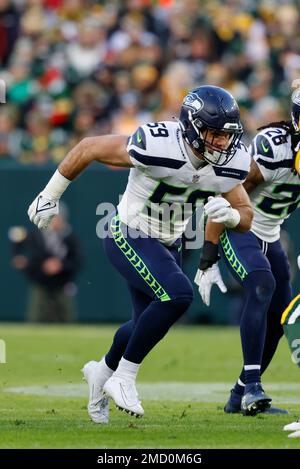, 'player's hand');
204,196,240,228
28,192,59,230
194,263,227,306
